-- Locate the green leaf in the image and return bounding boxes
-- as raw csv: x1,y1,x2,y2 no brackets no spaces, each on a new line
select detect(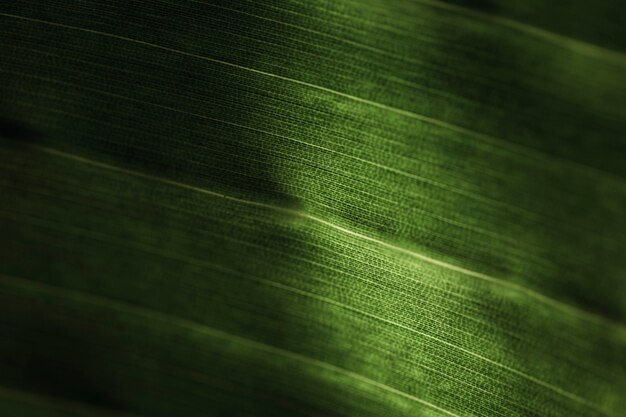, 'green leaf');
1,1,625,416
